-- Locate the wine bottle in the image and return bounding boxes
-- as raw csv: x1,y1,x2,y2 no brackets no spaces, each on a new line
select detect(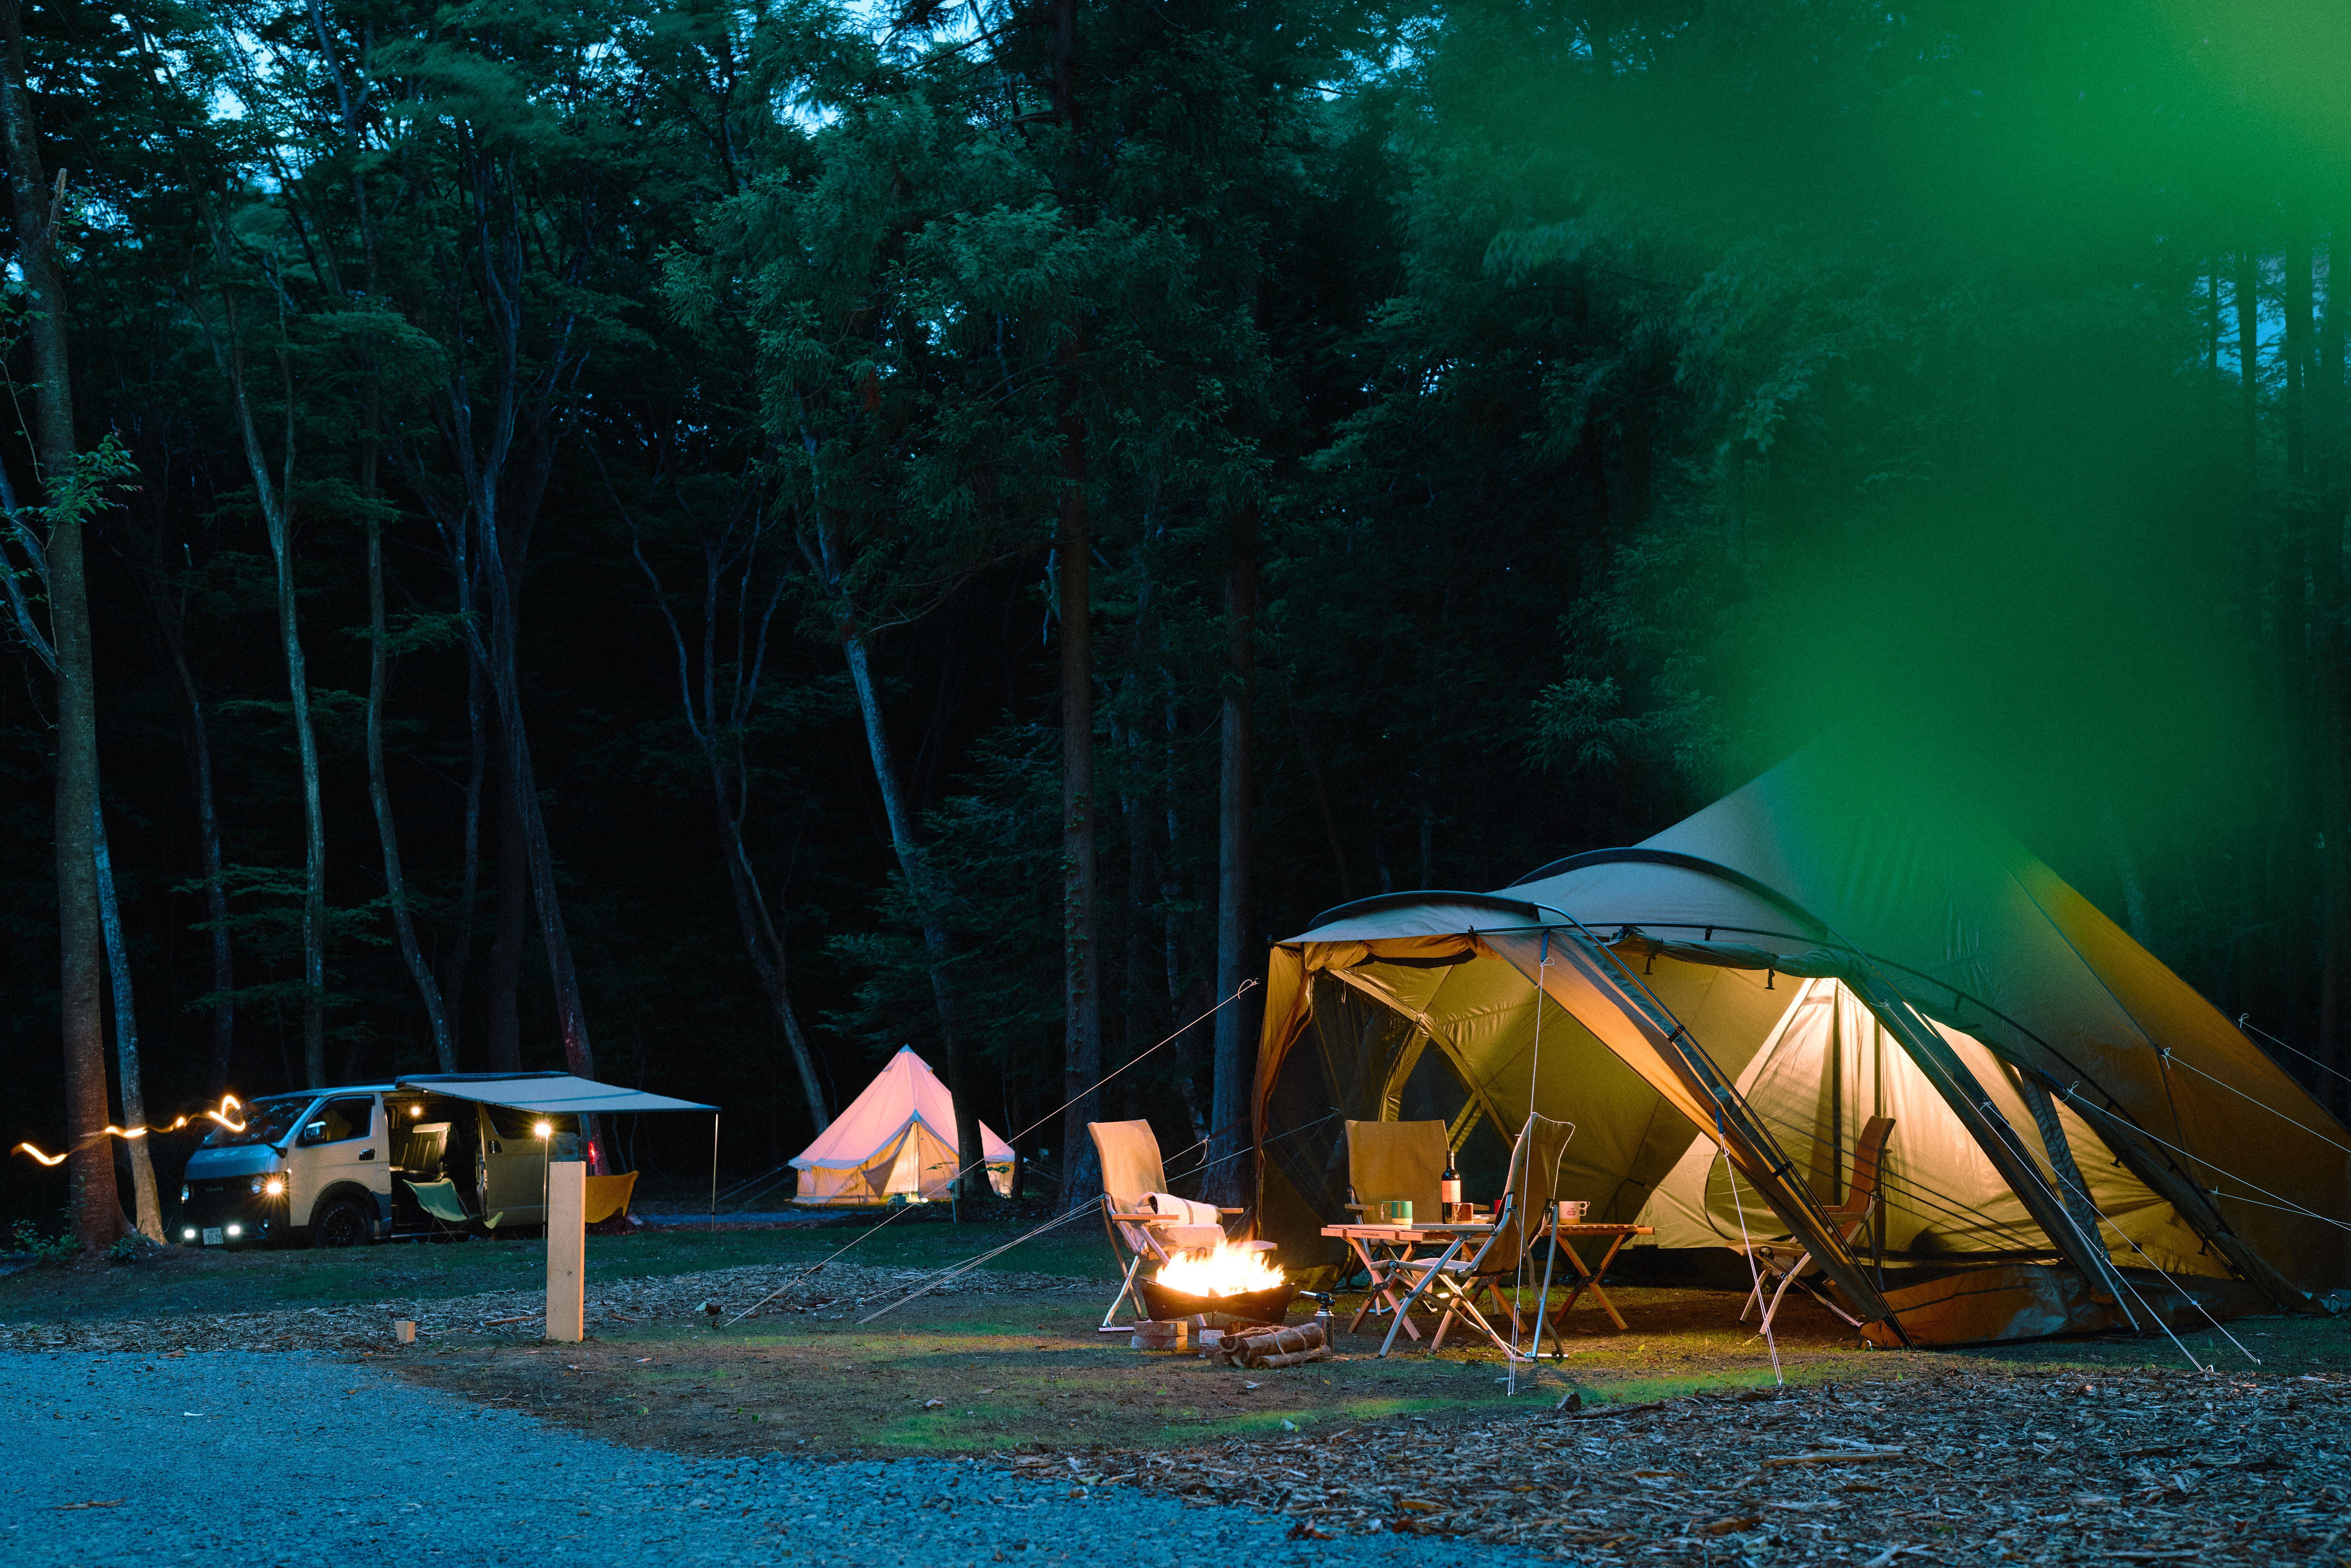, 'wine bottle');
1439,1159,1461,1216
